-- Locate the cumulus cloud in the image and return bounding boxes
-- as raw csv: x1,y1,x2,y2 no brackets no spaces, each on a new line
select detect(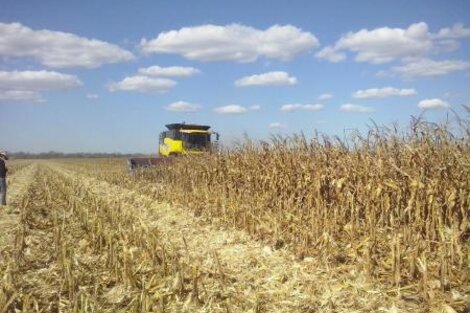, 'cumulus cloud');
434,23,470,39
315,46,346,63
317,22,470,71
0,90,43,102
0,70,82,90
269,122,287,129
418,98,450,109
388,59,470,78
165,101,200,112
141,24,318,62
318,93,333,100
213,104,259,115
317,22,432,64
430,24,470,54
340,104,375,113
0,70,81,102
108,76,176,93
0,22,134,68
138,65,200,77
353,87,416,99
214,105,247,114
235,71,297,87
280,103,324,112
